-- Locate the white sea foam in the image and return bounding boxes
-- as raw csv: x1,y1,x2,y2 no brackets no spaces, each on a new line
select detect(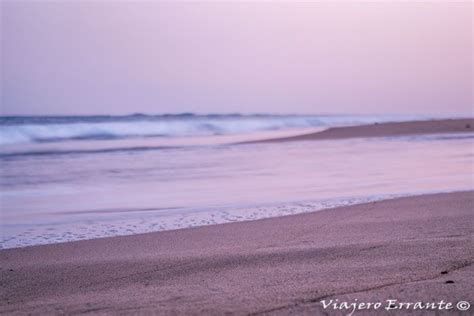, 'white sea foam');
0,114,424,145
